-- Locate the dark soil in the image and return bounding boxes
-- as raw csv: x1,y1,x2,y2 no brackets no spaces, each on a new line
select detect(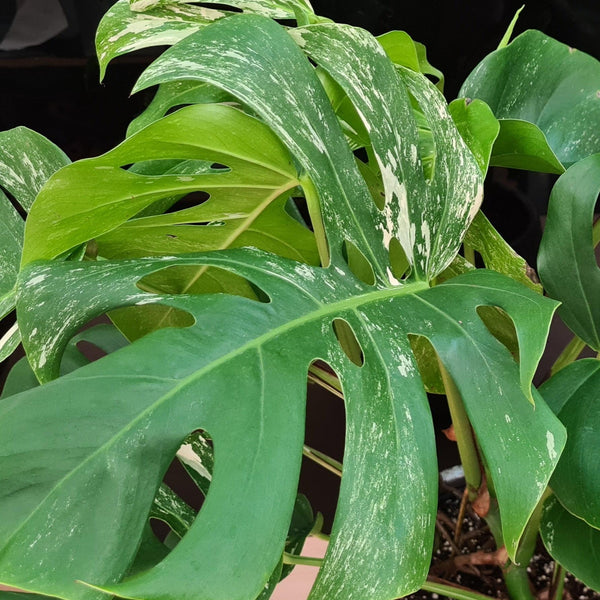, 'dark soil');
406,484,600,600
